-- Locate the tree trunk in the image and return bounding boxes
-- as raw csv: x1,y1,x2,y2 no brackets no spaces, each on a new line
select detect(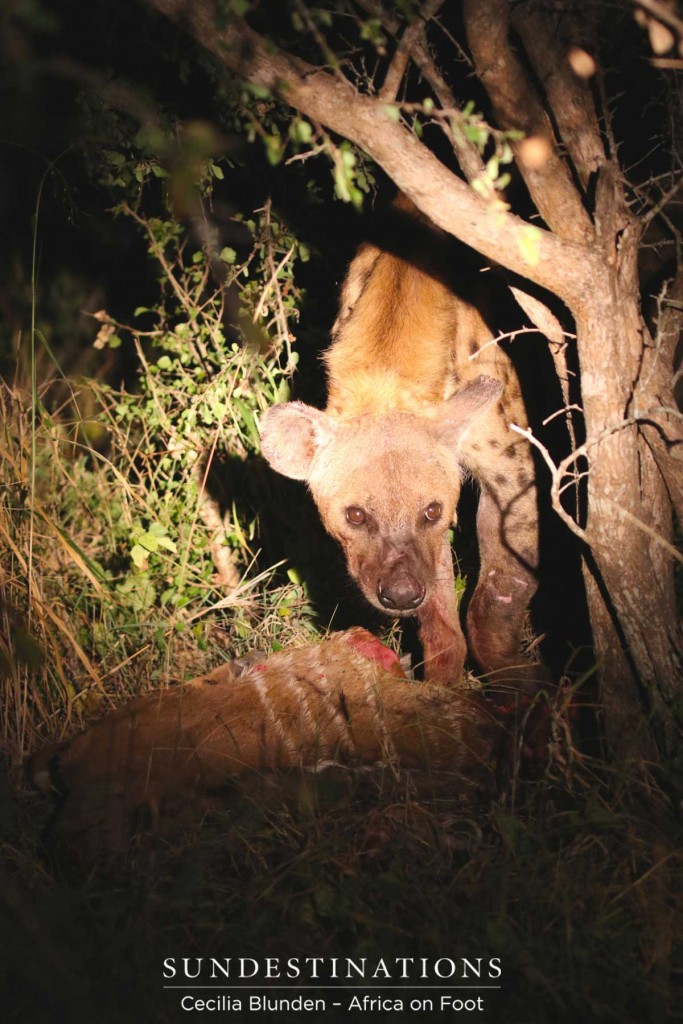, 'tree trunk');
575,251,682,757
